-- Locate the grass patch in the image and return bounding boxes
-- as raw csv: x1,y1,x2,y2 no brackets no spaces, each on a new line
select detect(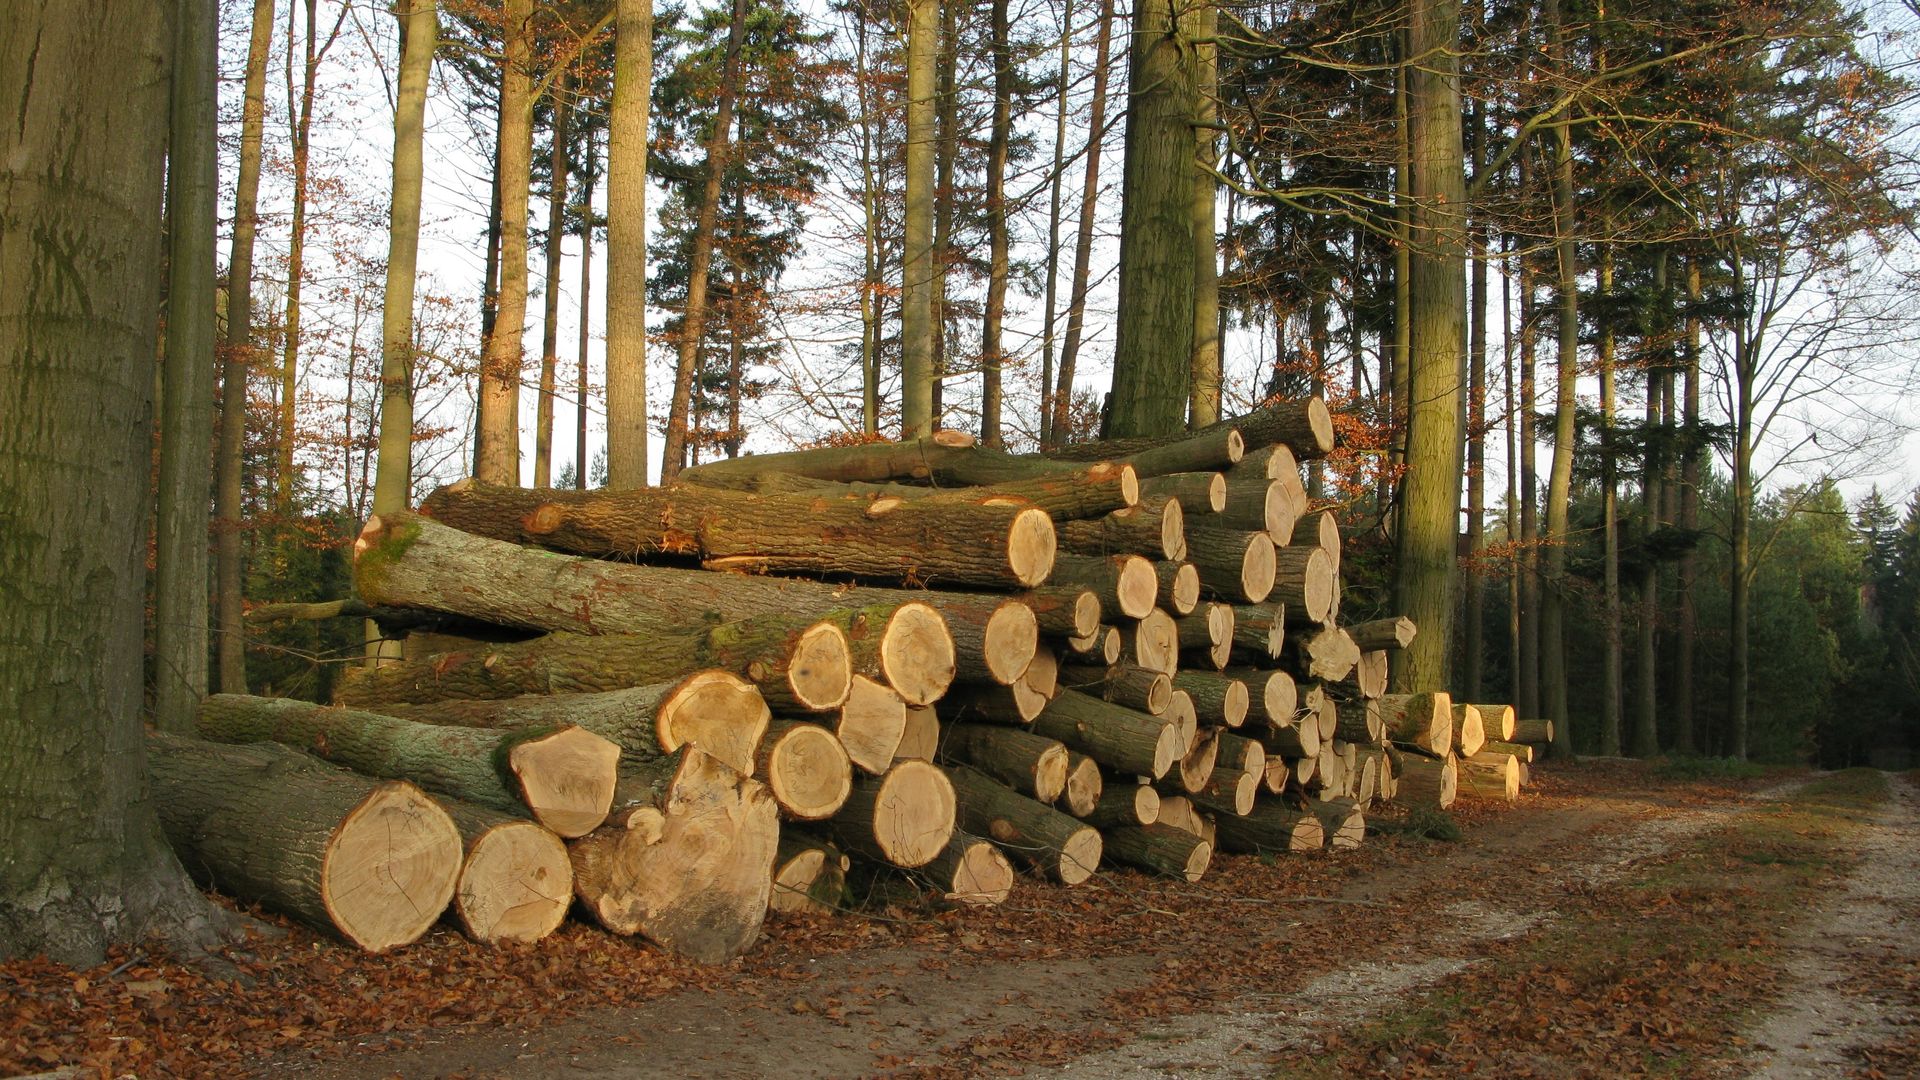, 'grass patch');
1278,772,1887,1080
